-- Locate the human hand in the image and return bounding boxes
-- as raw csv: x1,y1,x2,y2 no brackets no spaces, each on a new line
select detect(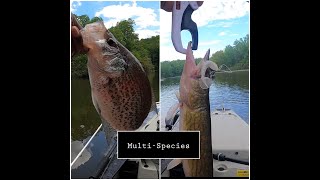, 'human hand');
71,14,88,57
